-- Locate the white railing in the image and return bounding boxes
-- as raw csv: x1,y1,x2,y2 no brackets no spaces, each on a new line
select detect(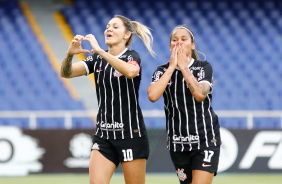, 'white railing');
0,110,282,129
